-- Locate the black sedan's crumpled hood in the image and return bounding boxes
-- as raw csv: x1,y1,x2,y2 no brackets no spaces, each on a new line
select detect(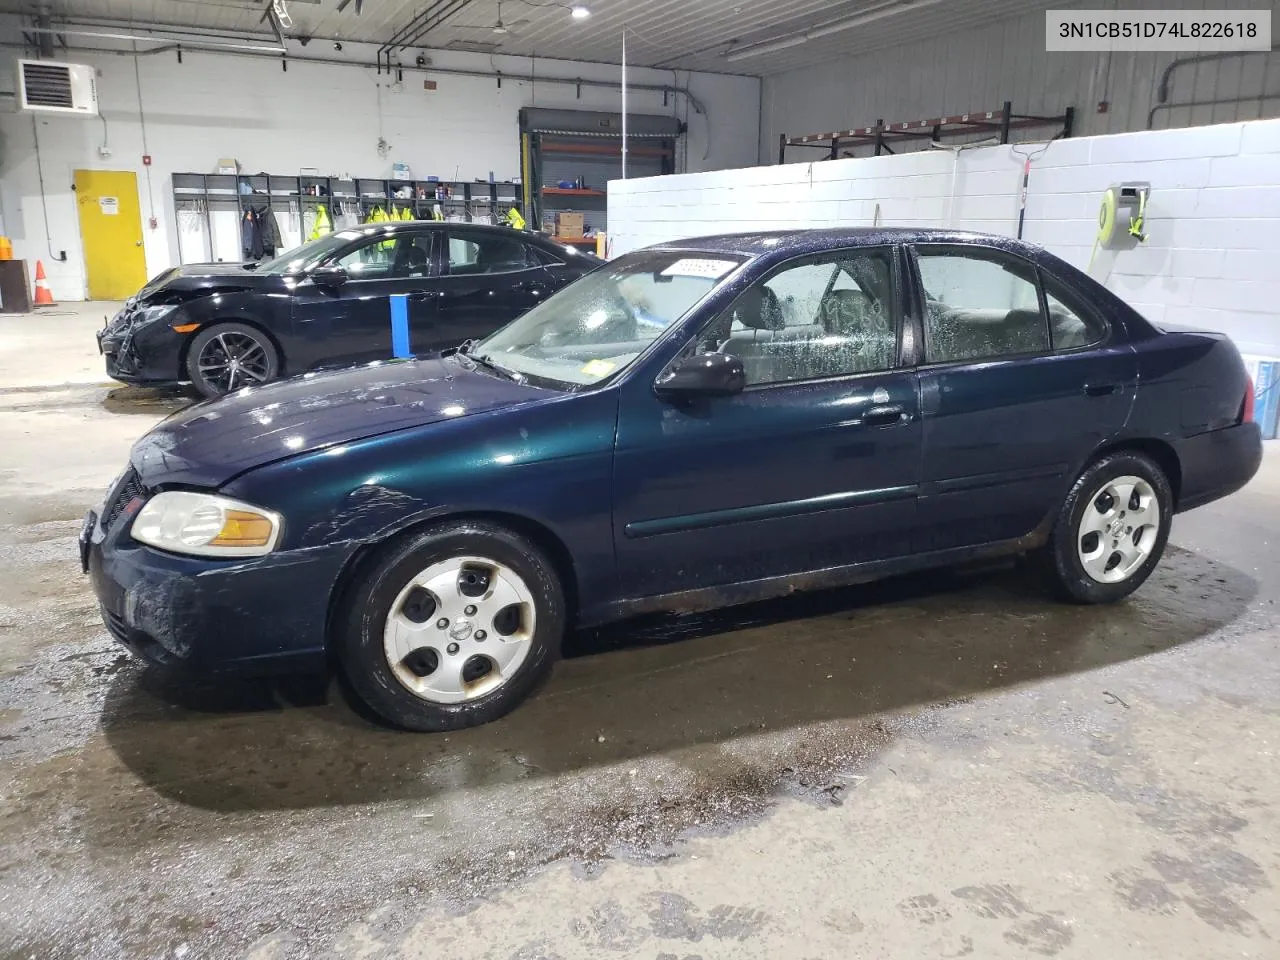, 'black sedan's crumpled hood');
139,262,281,299
131,357,549,488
